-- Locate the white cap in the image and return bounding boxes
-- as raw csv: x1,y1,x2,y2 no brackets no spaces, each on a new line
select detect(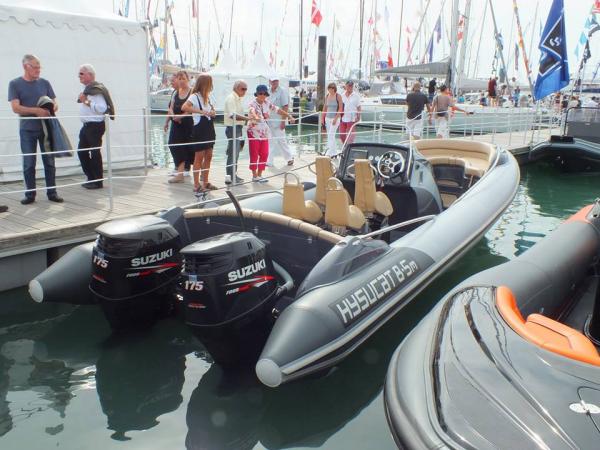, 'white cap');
269,76,279,81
